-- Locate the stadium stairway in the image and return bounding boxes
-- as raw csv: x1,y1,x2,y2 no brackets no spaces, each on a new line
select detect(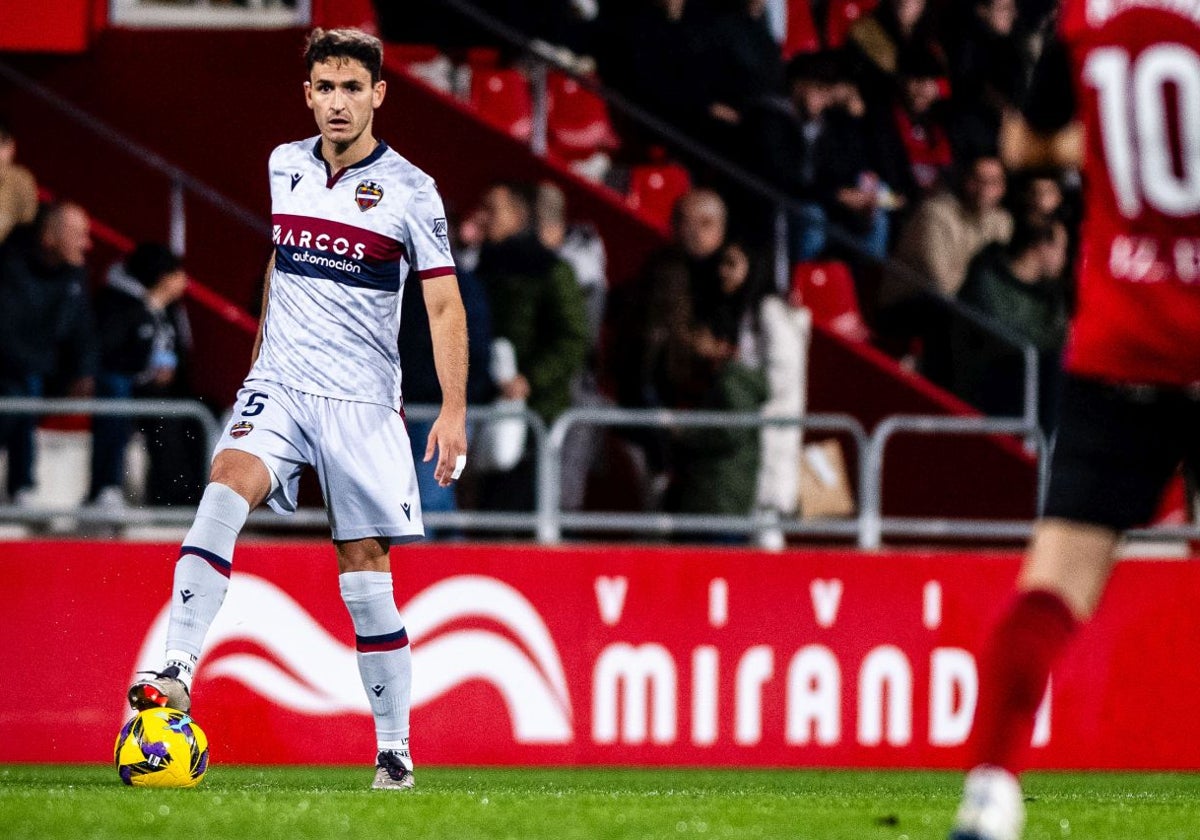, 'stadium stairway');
0,27,1038,525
